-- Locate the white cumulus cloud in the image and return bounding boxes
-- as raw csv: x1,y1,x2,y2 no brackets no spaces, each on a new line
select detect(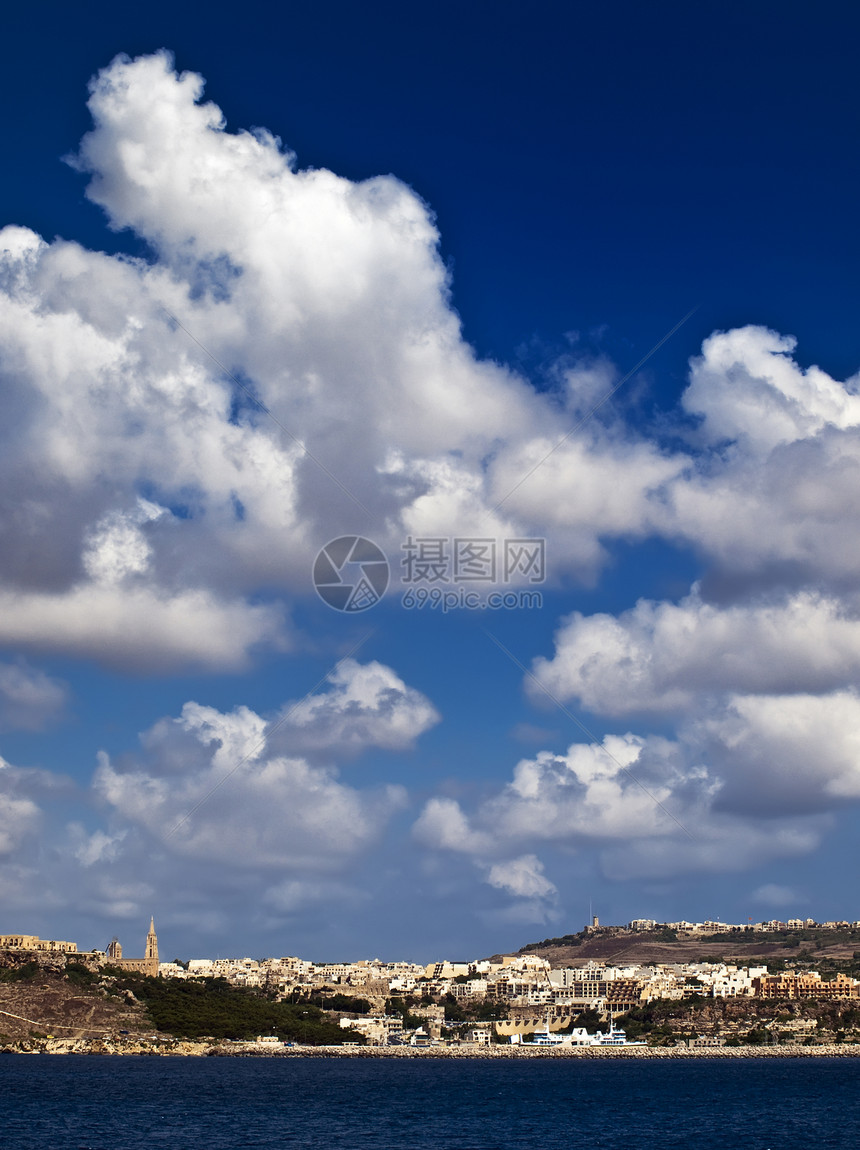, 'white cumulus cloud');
414,726,829,884
486,854,557,900
531,591,860,716
93,663,424,870
269,659,440,757
0,50,709,668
